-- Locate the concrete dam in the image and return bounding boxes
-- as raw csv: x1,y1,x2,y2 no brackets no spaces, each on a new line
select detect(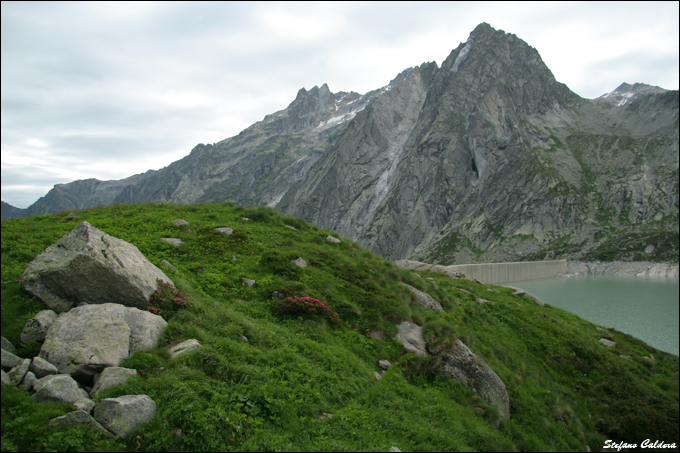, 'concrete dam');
395,259,568,284
447,260,568,284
